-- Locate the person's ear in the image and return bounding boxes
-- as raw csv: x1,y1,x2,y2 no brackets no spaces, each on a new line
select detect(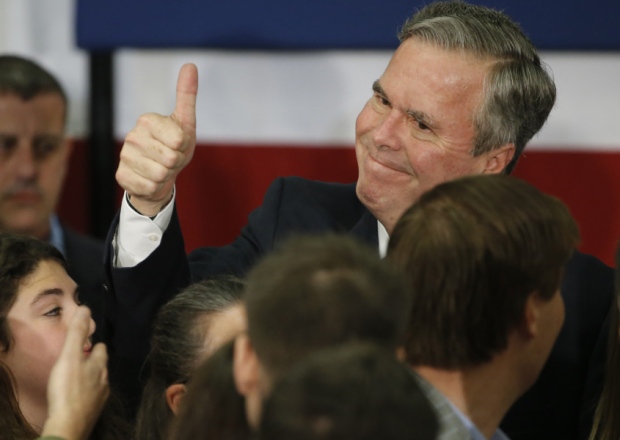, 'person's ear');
483,144,515,174
165,383,187,415
233,333,259,397
521,292,542,338
58,138,73,181
60,137,73,160
395,346,407,362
